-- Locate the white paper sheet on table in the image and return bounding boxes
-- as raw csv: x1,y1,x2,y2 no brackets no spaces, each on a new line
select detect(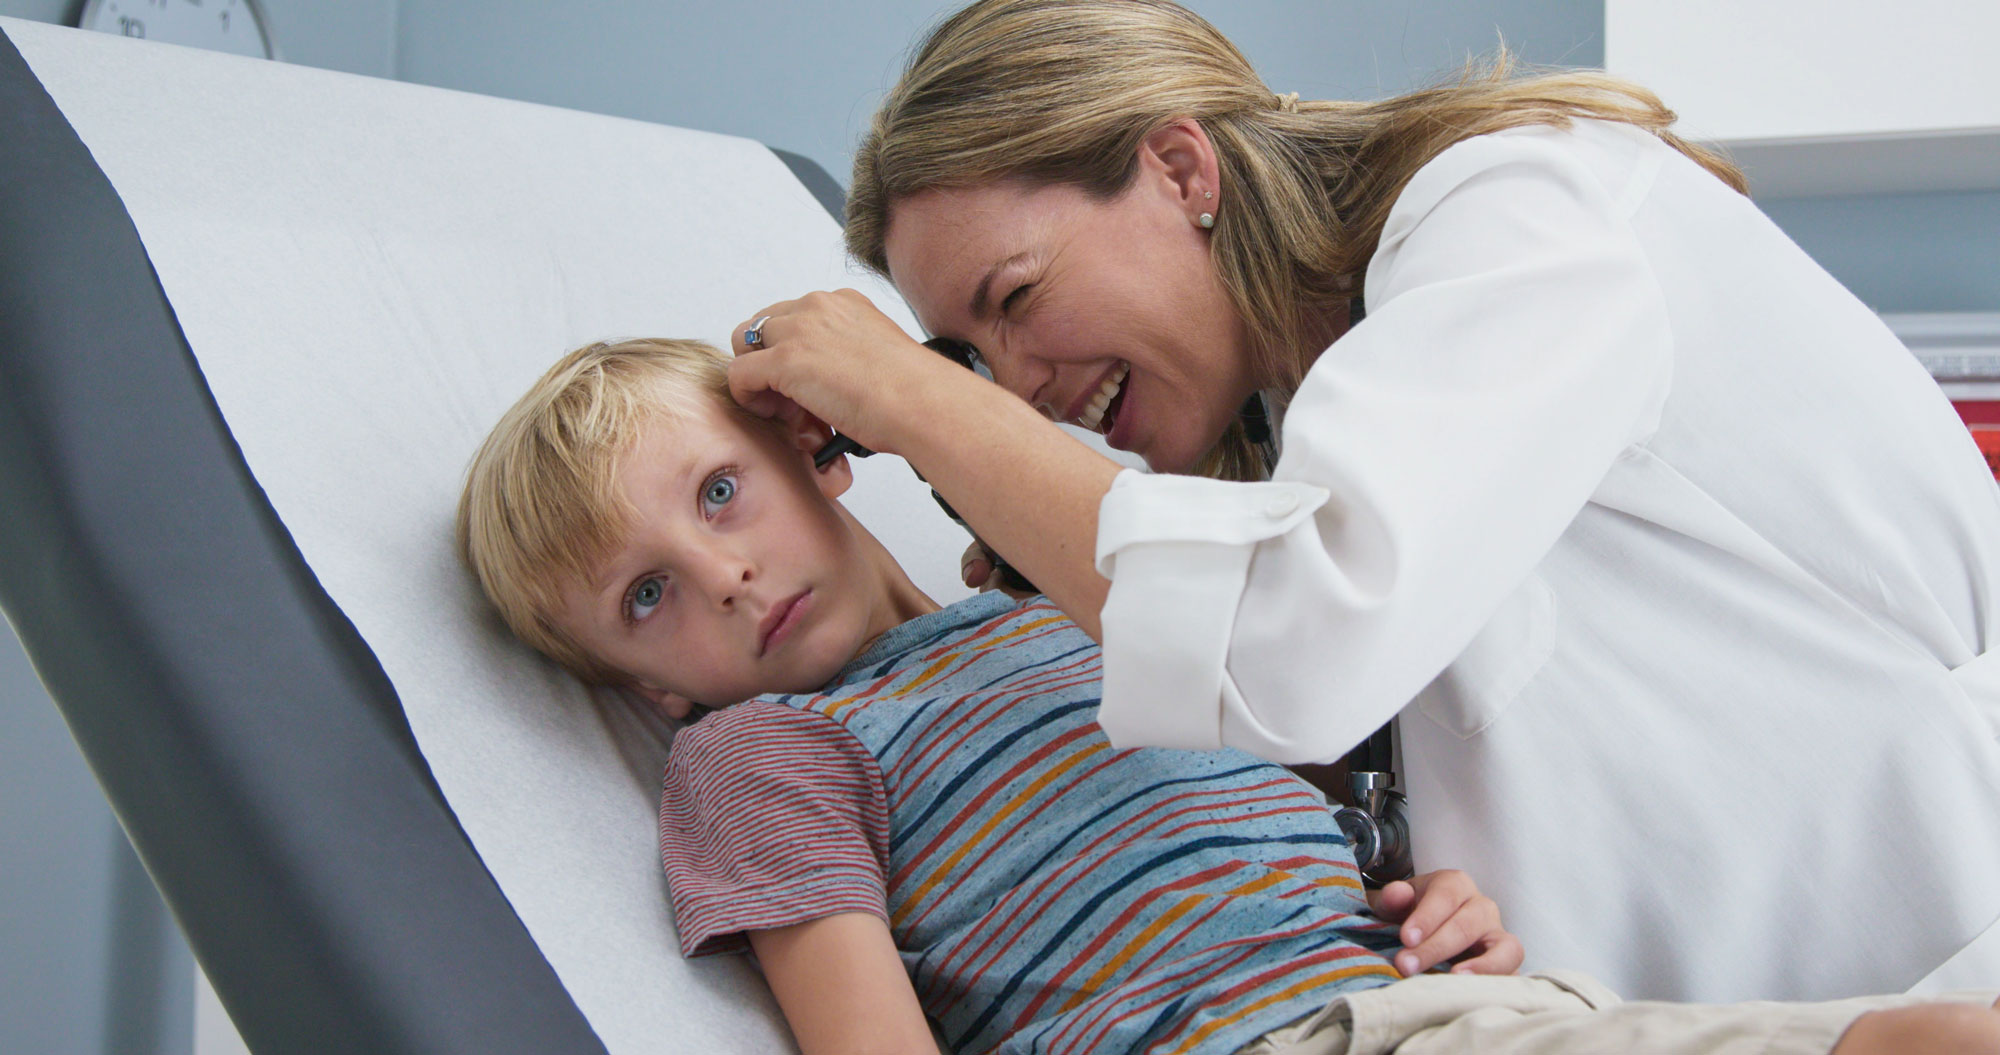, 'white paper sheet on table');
8,18,977,1053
